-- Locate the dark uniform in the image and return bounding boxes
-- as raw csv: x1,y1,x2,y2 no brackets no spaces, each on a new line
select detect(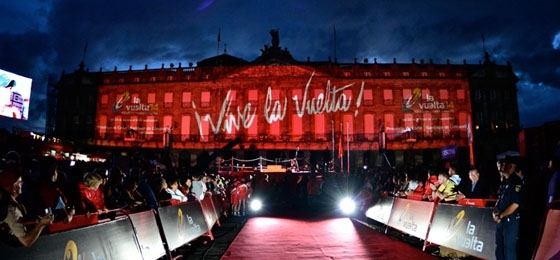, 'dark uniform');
494,172,523,260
